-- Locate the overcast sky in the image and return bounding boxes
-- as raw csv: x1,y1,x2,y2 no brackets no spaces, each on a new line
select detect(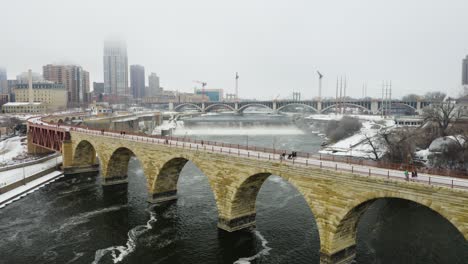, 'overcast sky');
1,0,468,100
